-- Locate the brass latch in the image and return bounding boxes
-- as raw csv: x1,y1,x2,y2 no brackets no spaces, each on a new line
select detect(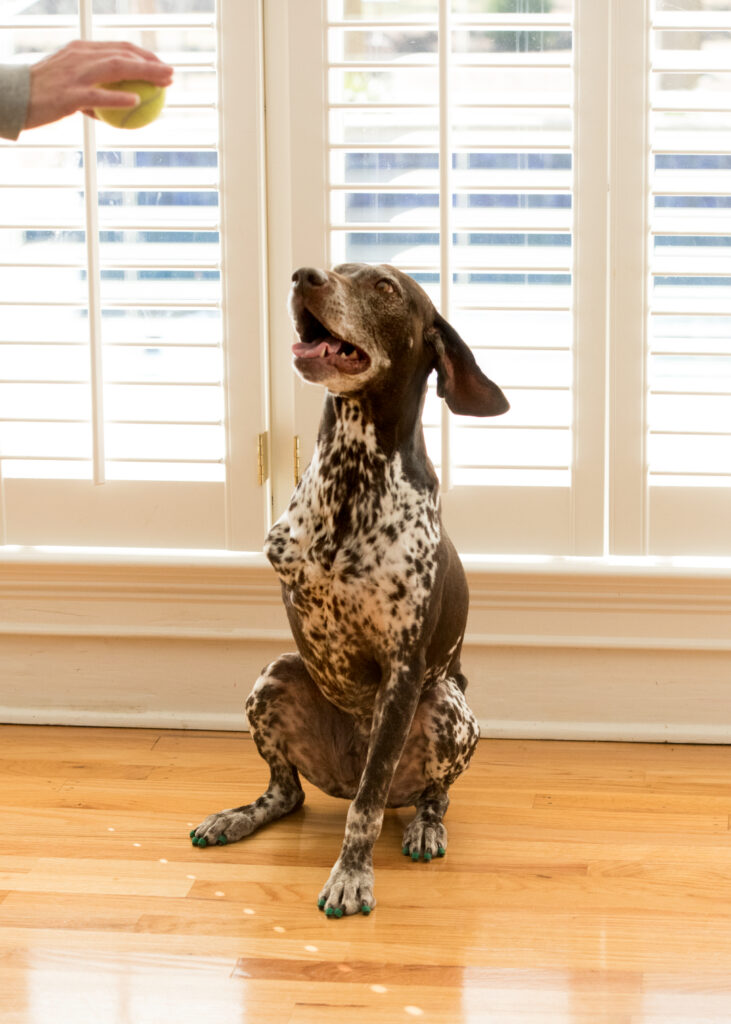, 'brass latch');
256,432,269,486
294,435,301,486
